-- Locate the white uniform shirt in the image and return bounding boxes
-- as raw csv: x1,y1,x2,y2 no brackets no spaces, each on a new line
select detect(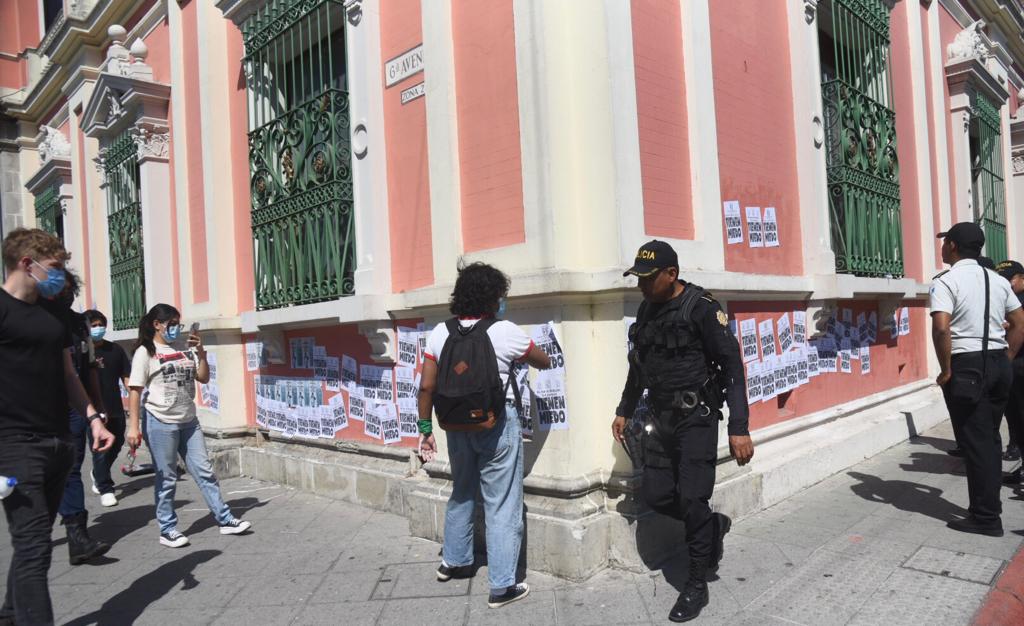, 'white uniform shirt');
929,259,1021,354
